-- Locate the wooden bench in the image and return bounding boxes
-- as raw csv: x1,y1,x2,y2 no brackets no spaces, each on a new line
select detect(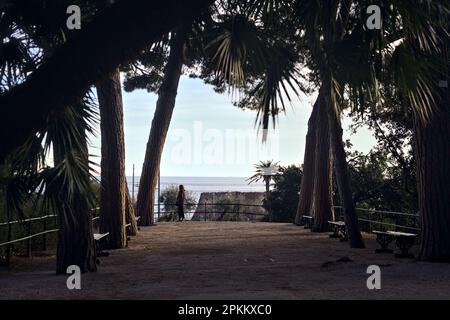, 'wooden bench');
125,222,132,241
94,232,110,258
373,230,418,258
126,216,142,231
328,221,348,241
125,216,141,227
126,216,142,239
136,216,141,230
302,215,314,229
